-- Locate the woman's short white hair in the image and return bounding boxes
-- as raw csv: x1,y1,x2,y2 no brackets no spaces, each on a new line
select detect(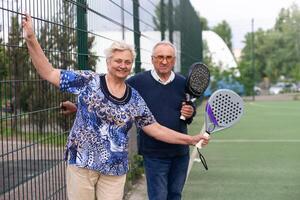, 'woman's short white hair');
152,40,177,56
104,41,136,60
